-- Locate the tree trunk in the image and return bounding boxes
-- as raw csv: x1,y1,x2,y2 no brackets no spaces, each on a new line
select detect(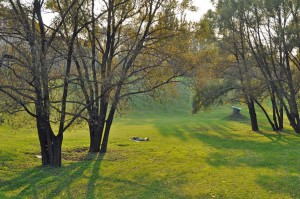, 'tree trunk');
290,119,300,134
51,135,63,167
88,93,109,152
269,91,284,131
36,117,63,167
100,106,116,153
286,112,300,134
279,105,284,130
37,121,49,165
88,120,102,152
100,85,120,154
247,99,259,131
254,99,276,131
270,96,280,130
